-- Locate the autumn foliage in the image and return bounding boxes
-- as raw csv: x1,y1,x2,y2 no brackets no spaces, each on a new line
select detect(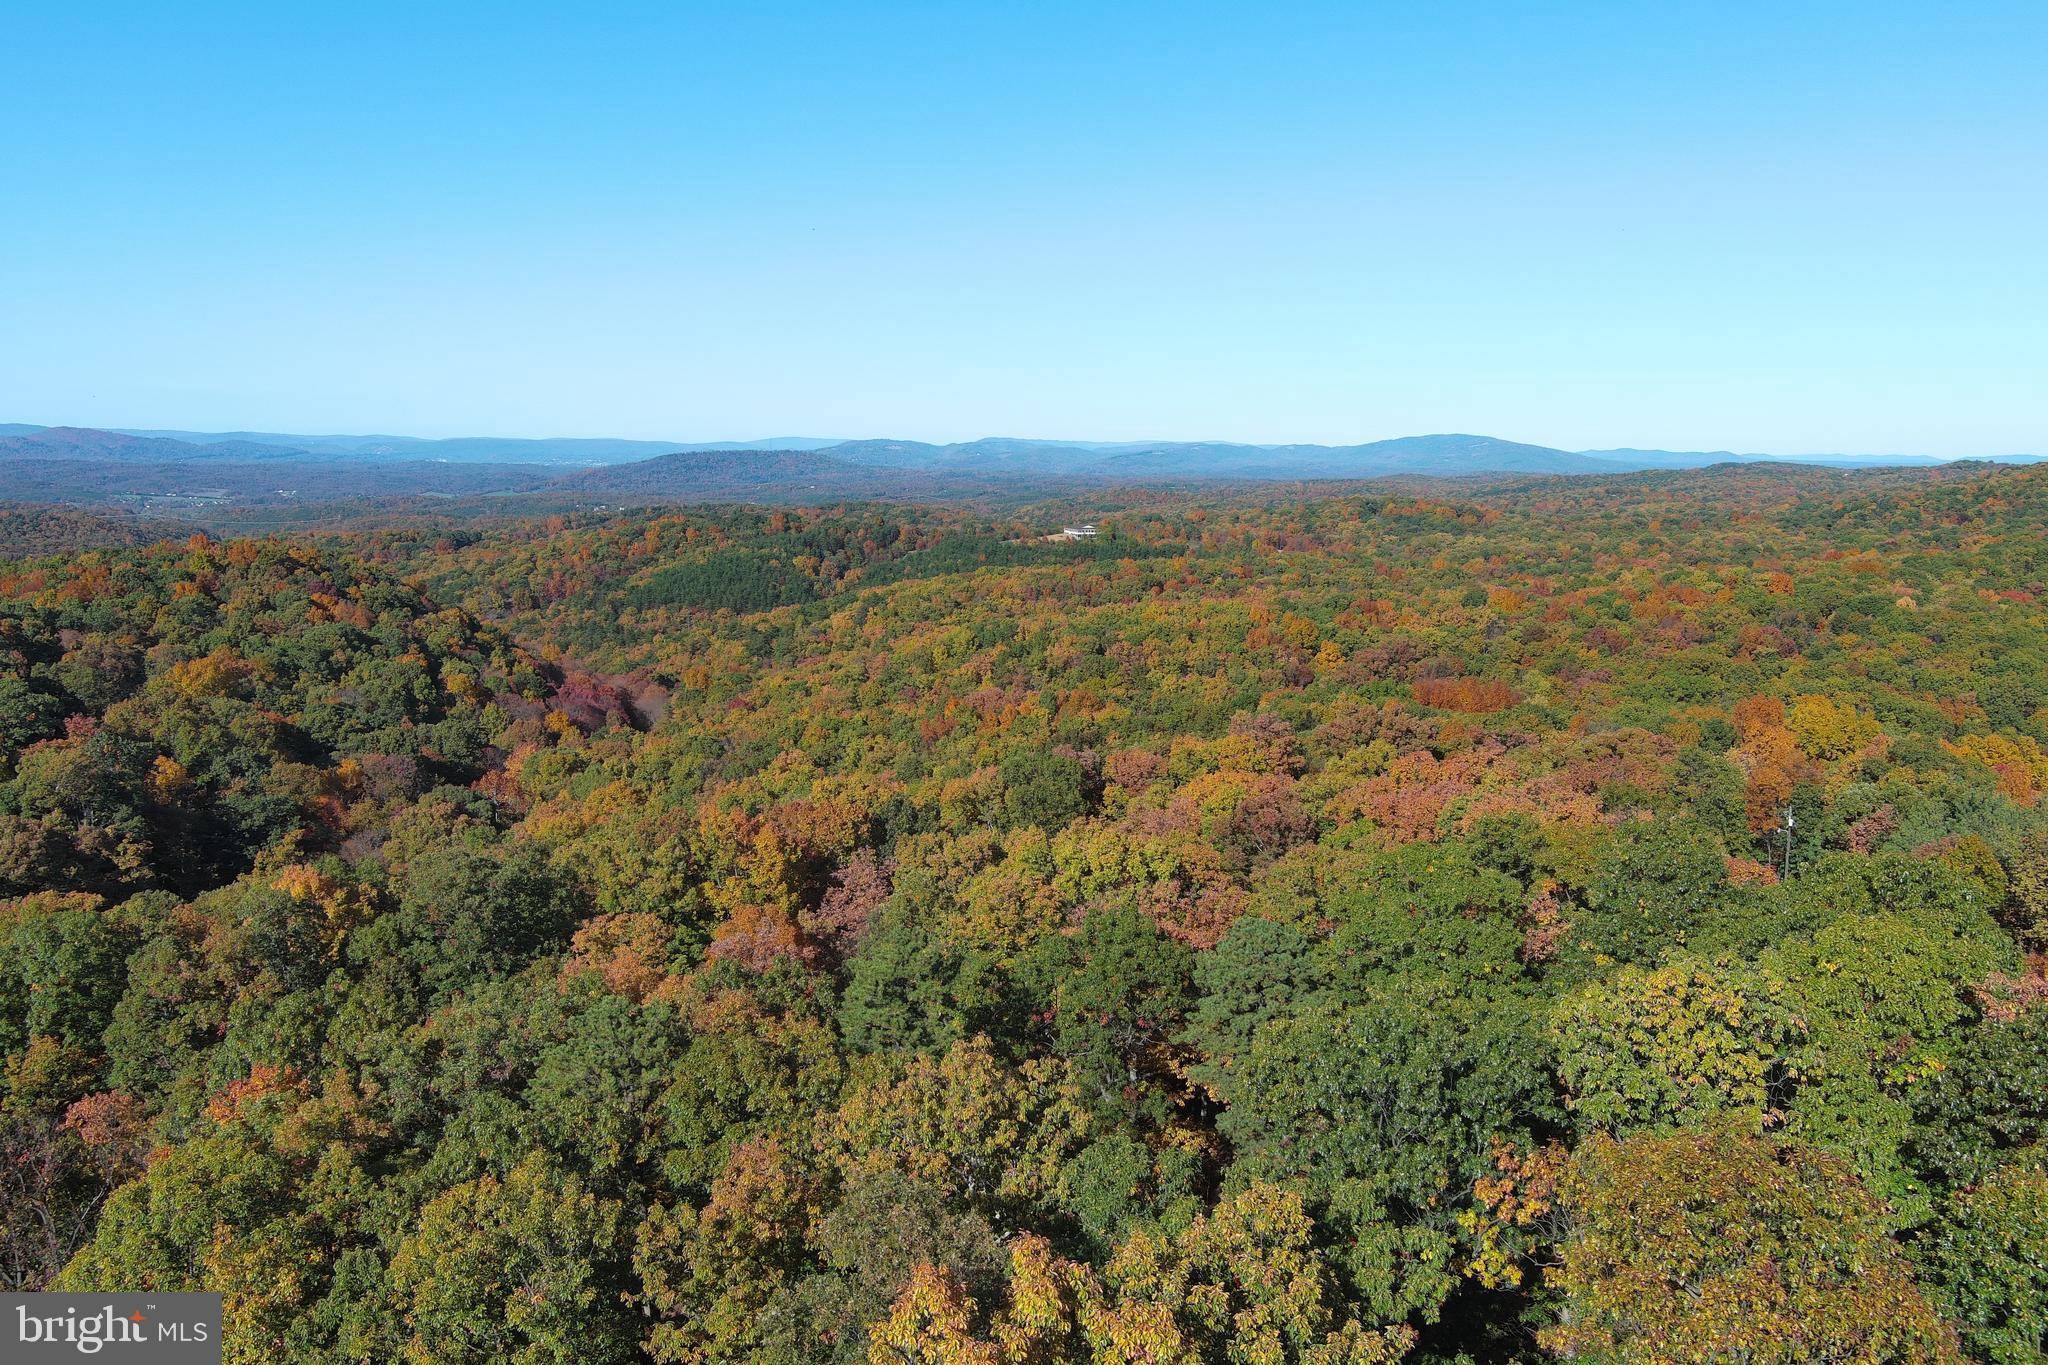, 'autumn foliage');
5,462,2048,1360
